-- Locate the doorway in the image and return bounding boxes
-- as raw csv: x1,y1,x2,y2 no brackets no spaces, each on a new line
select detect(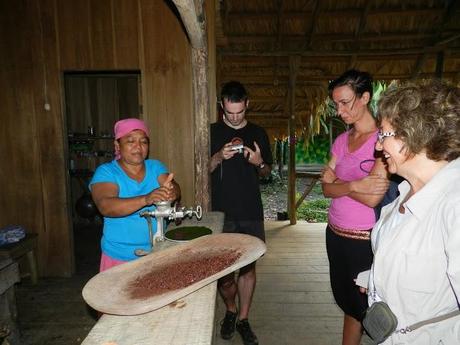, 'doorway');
63,71,141,272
